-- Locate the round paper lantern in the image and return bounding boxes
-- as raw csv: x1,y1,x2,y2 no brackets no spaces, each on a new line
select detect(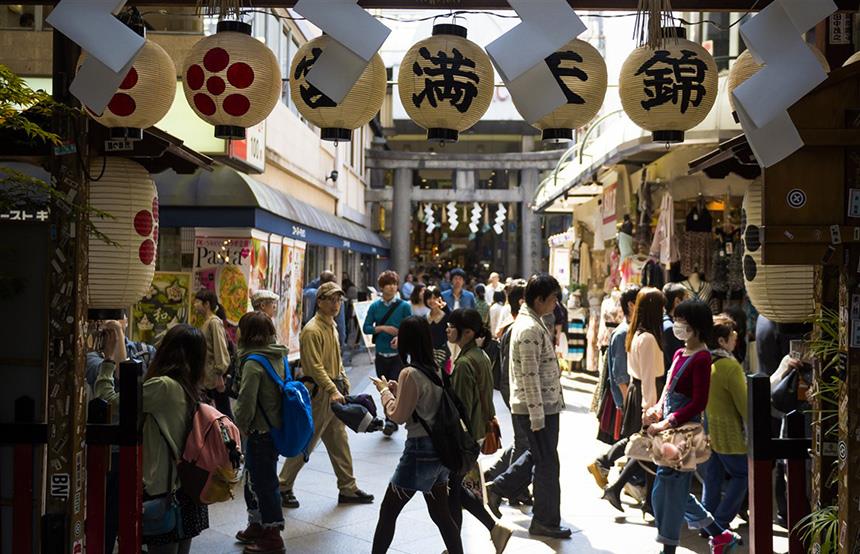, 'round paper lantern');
728,46,830,115
742,181,815,323
398,24,494,142
532,39,607,143
88,158,158,313
290,35,386,142
619,27,718,143
78,38,176,140
182,20,281,139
